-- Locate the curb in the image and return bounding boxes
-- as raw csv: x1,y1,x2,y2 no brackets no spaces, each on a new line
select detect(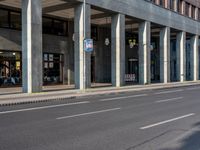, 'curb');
0,96,77,107
0,82,200,107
